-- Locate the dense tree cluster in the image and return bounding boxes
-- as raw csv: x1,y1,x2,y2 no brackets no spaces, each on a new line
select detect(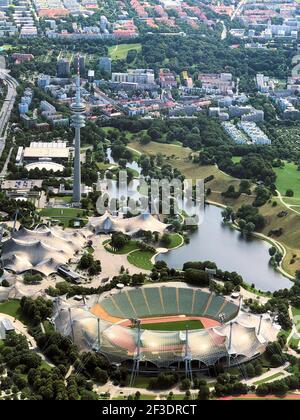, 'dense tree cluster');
20,297,53,326
78,253,101,276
